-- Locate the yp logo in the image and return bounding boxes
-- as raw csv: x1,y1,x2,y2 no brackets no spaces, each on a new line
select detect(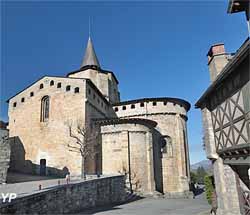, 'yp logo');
1,193,17,203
